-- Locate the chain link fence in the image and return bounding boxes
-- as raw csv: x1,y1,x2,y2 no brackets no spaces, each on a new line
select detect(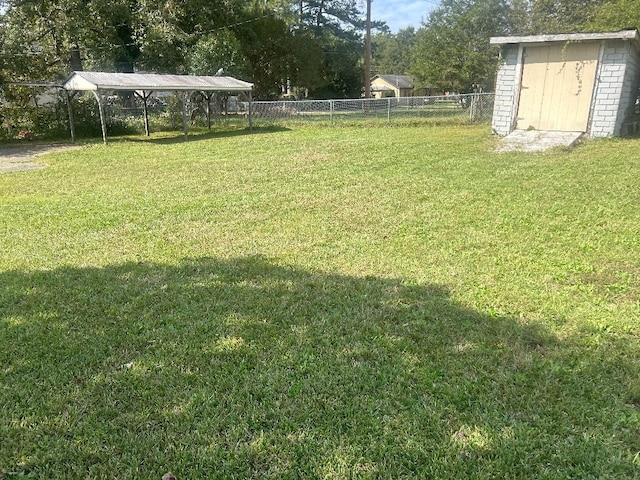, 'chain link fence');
251,93,495,125
1,90,495,141
101,92,495,132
